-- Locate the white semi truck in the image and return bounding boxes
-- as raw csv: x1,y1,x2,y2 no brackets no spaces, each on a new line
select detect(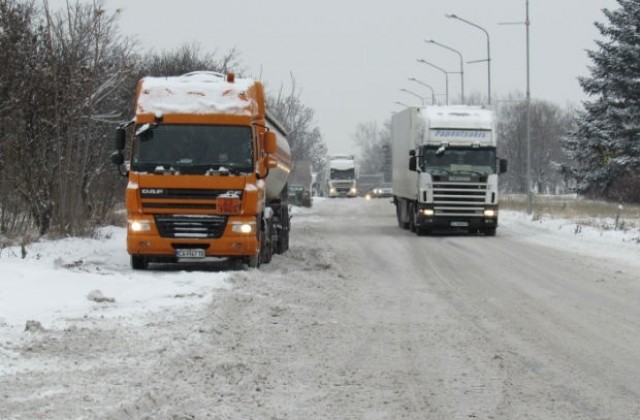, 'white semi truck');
392,106,507,236
324,155,357,198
